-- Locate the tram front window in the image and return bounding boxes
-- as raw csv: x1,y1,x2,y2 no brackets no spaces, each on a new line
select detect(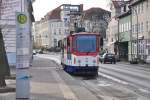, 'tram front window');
76,35,96,52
